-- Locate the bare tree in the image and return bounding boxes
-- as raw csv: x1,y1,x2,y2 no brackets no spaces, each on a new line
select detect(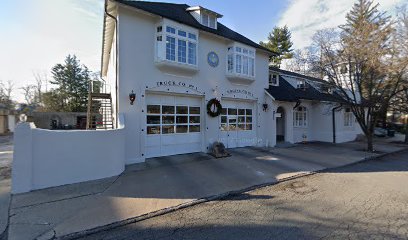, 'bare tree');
32,70,47,104
308,0,407,151
20,84,37,105
0,80,15,109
